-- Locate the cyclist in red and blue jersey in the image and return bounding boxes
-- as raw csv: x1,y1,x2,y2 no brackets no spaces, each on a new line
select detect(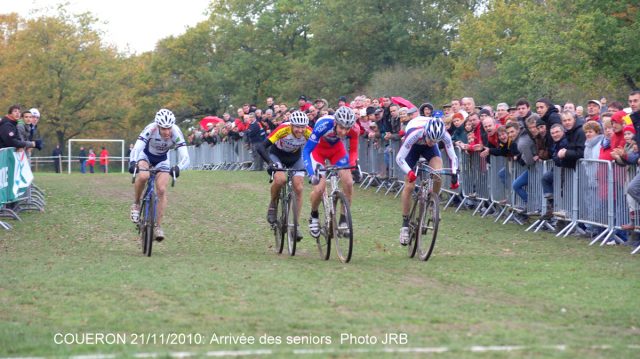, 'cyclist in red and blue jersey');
303,106,361,238
395,116,459,245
